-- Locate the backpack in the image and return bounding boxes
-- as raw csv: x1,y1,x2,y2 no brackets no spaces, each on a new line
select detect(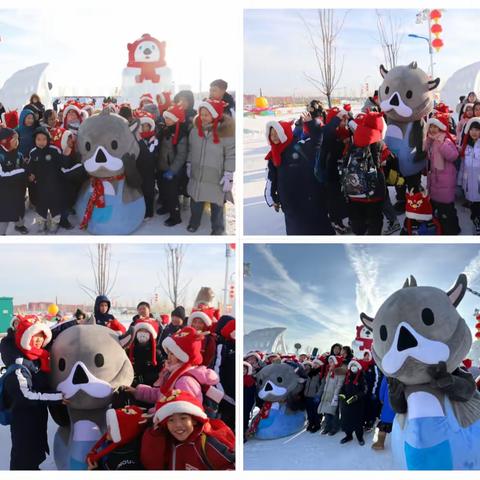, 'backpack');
342,146,380,198
0,364,28,425
198,423,235,470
